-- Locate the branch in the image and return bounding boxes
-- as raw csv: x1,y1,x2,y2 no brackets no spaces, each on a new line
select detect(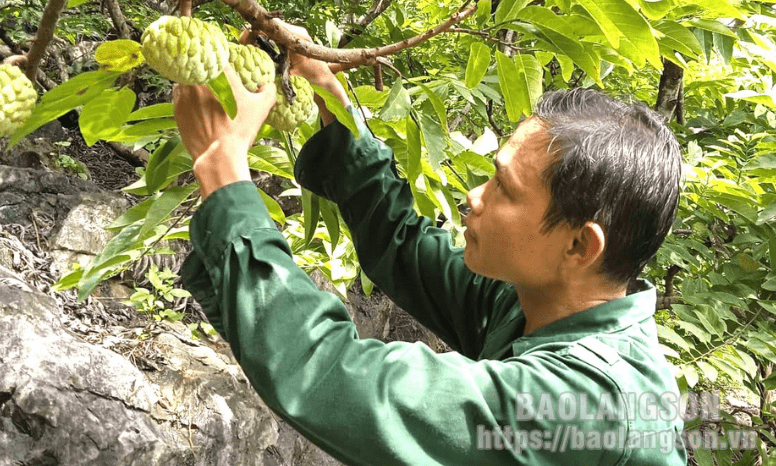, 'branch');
220,0,477,69
25,0,68,82
449,27,529,51
103,0,131,39
338,0,393,48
